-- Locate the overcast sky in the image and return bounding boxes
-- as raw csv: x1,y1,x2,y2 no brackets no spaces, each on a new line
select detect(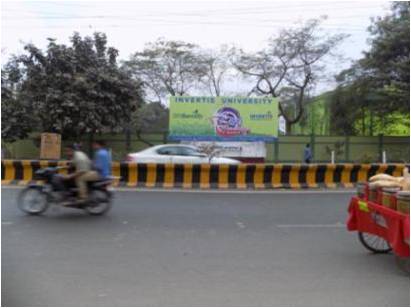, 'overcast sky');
1,0,391,94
